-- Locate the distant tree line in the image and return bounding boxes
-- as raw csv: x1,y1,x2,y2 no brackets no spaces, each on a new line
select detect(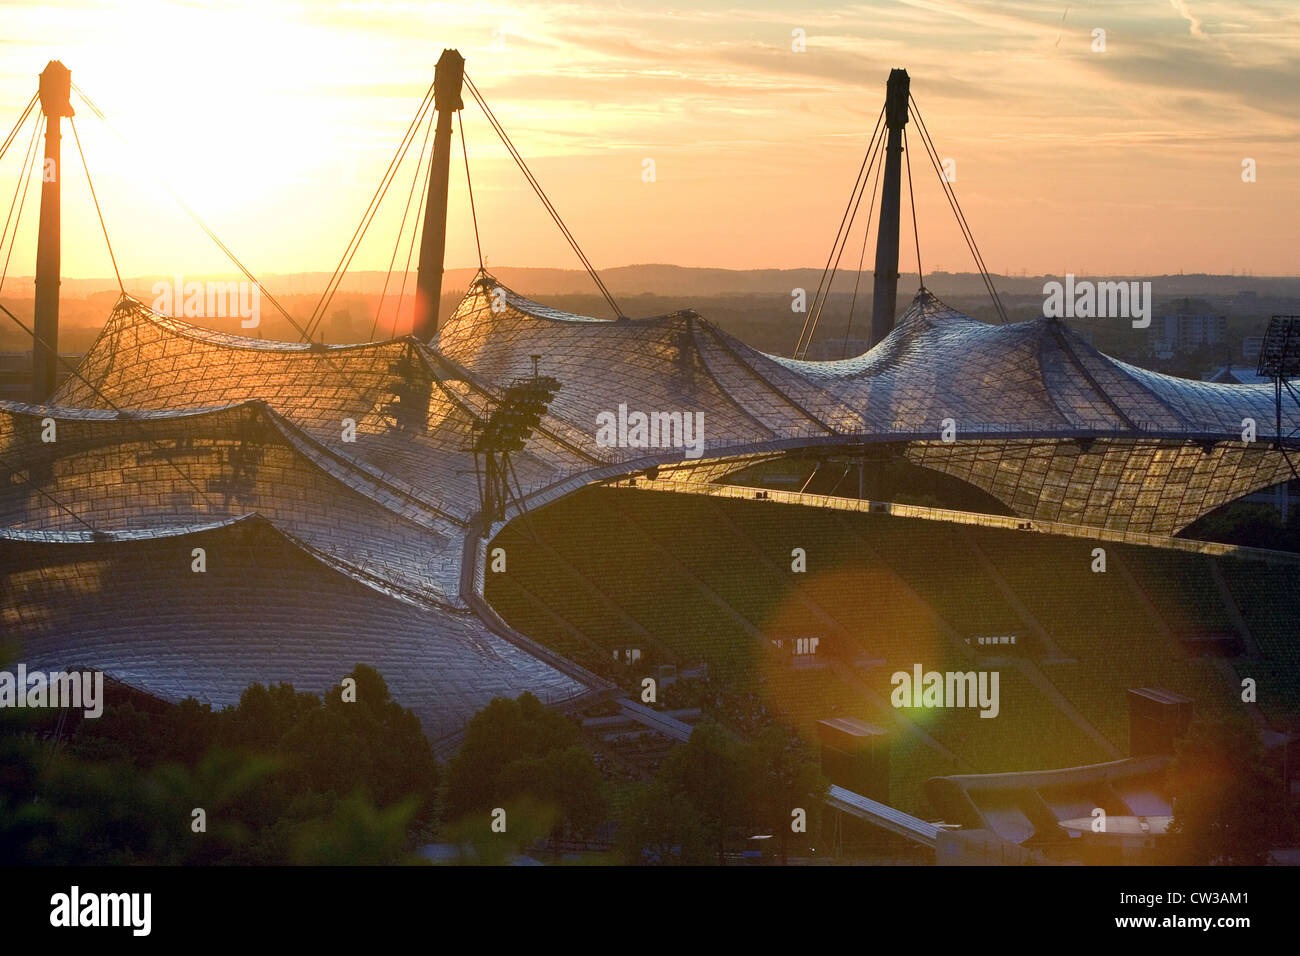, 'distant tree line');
1168,716,1296,865
1,664,437,865
5,665,1291,865
2,664,830,866
1183,500,1300,553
